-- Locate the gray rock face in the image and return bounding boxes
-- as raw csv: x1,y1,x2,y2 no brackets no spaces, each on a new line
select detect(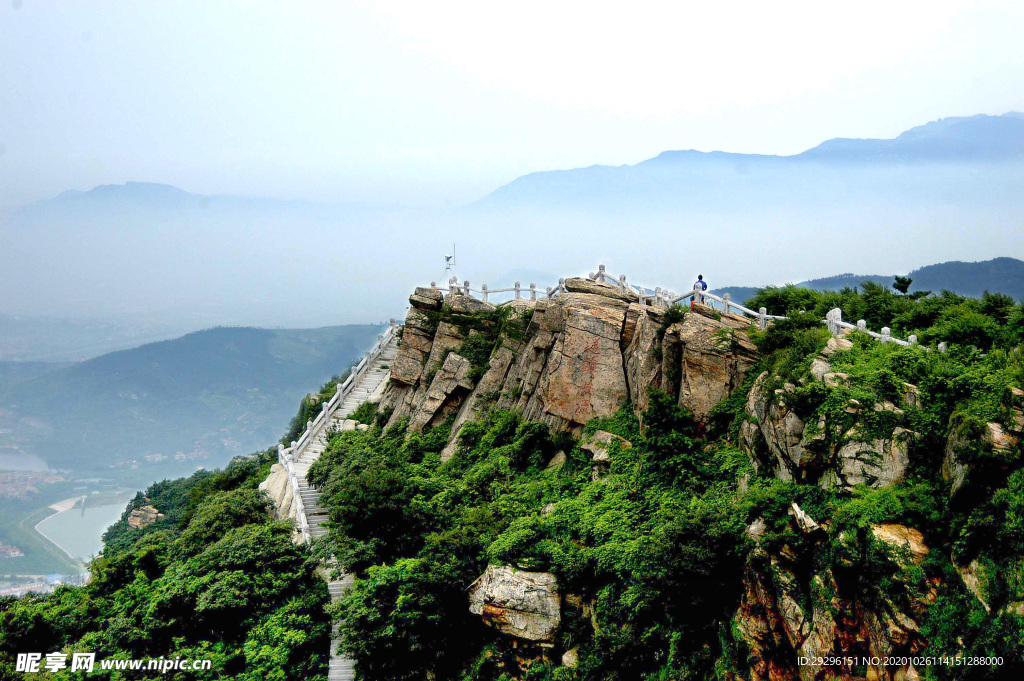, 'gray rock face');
390,308,436,386
820,427,912,488
469,565,561,643
943,420,1020,495
408,353,475,433
445,293,496,315
741,371,915,488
